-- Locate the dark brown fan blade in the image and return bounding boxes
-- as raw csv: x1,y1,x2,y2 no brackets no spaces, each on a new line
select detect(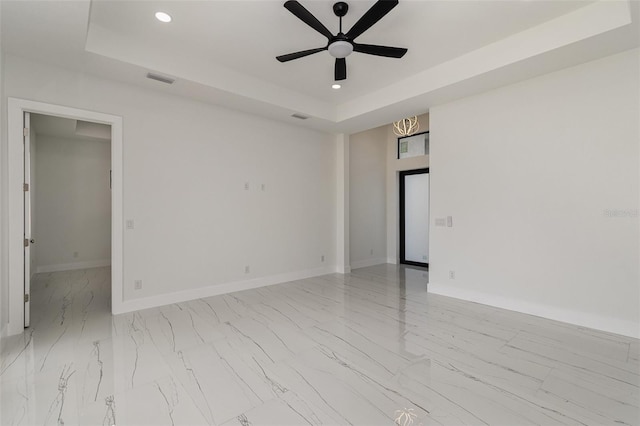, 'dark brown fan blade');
352,43,407,58
335,58,346,81
276,47,326,62
345,0,398,40
284,1,333,40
